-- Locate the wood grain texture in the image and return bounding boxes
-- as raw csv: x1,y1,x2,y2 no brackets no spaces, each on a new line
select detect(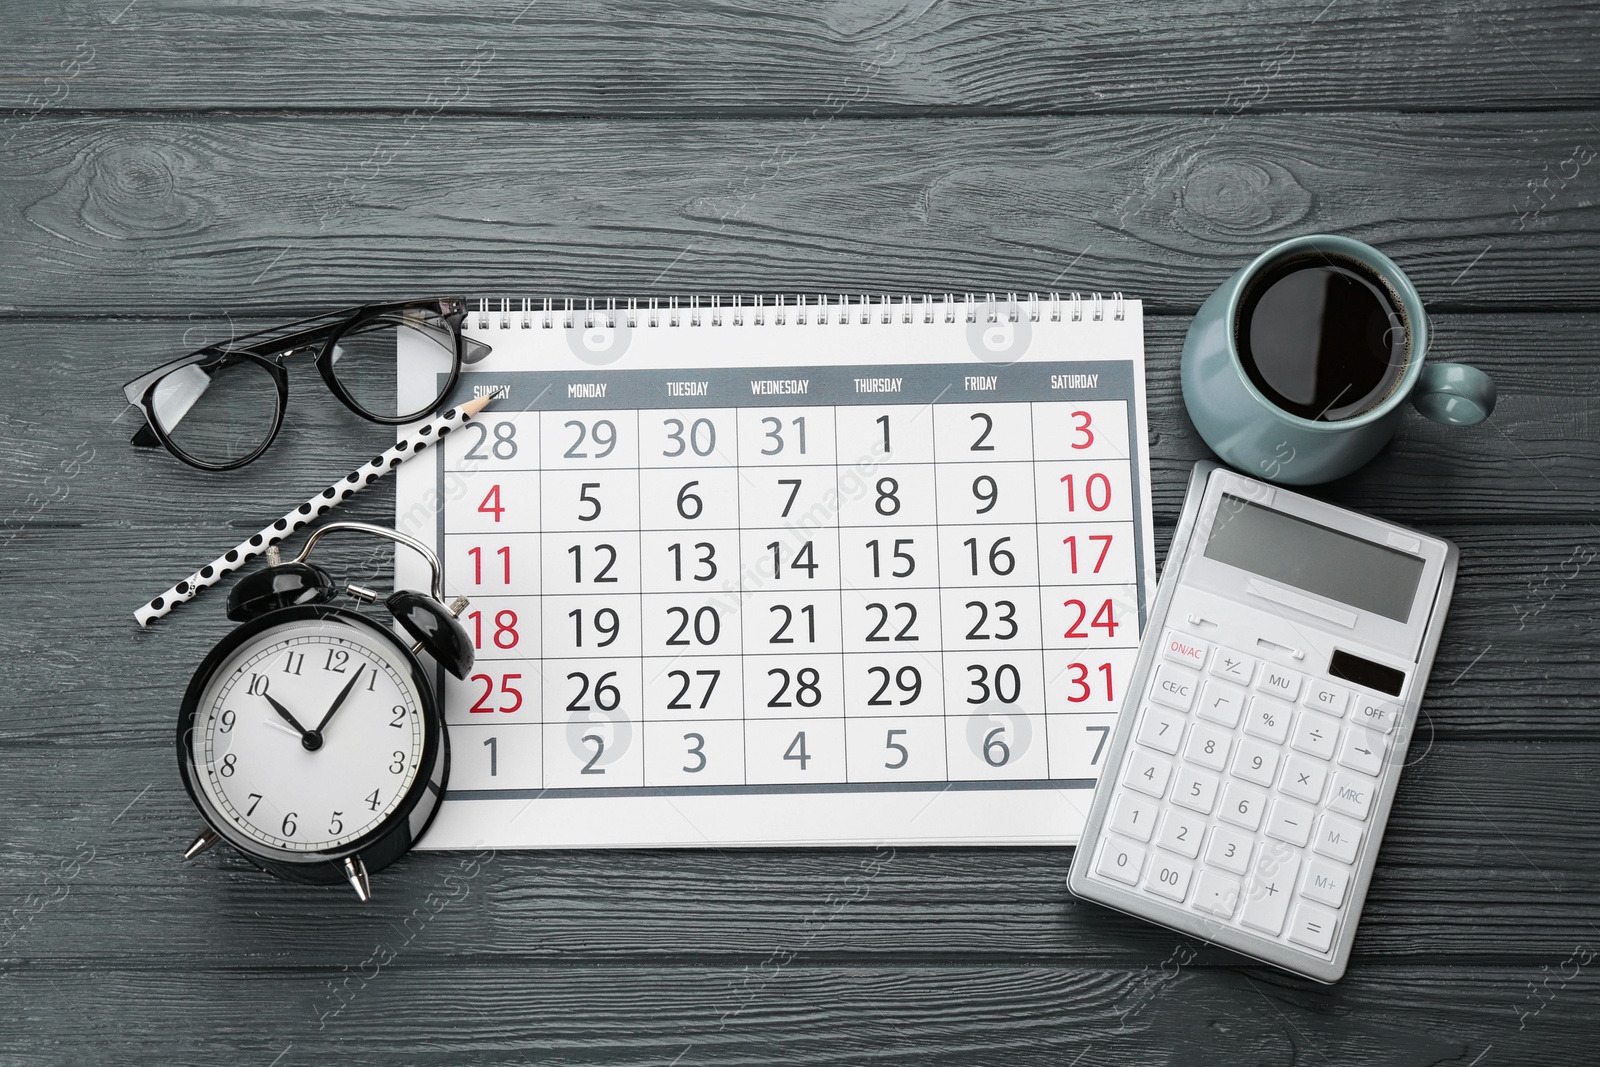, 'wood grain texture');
0,964,1583,1066
2,3,1598,1062
0,744,1595,967
2,0,1598,116
0,115,1597,317
3,314,1598,525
